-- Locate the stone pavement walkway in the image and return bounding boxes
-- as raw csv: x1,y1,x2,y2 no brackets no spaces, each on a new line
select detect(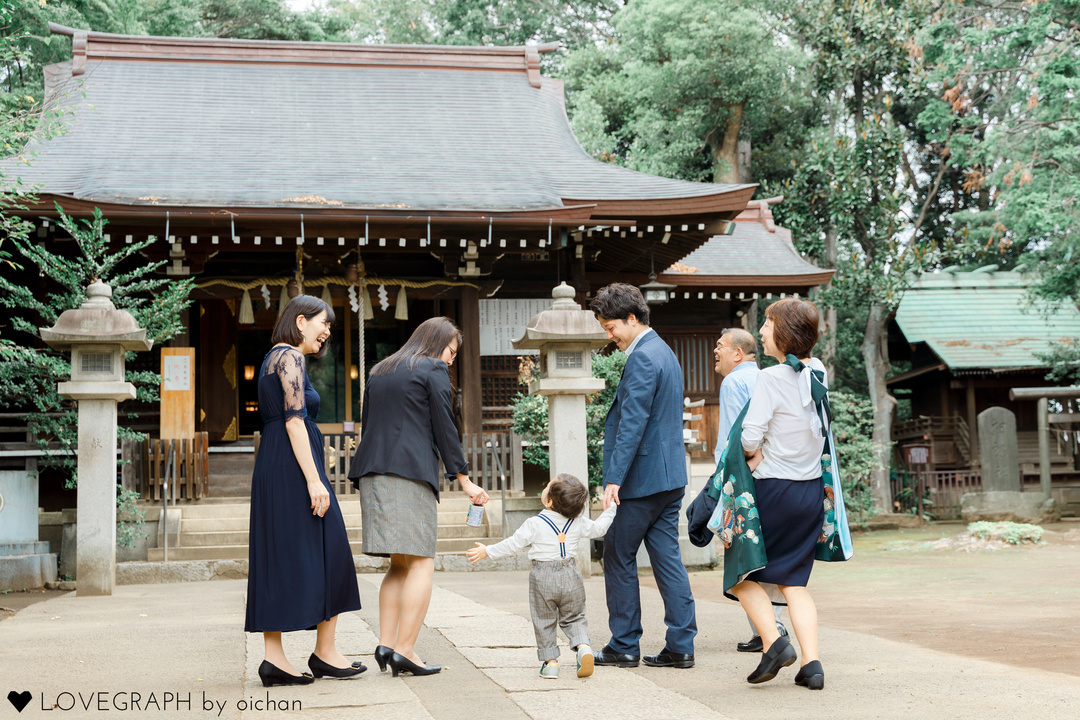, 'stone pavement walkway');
2,571,1079,720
